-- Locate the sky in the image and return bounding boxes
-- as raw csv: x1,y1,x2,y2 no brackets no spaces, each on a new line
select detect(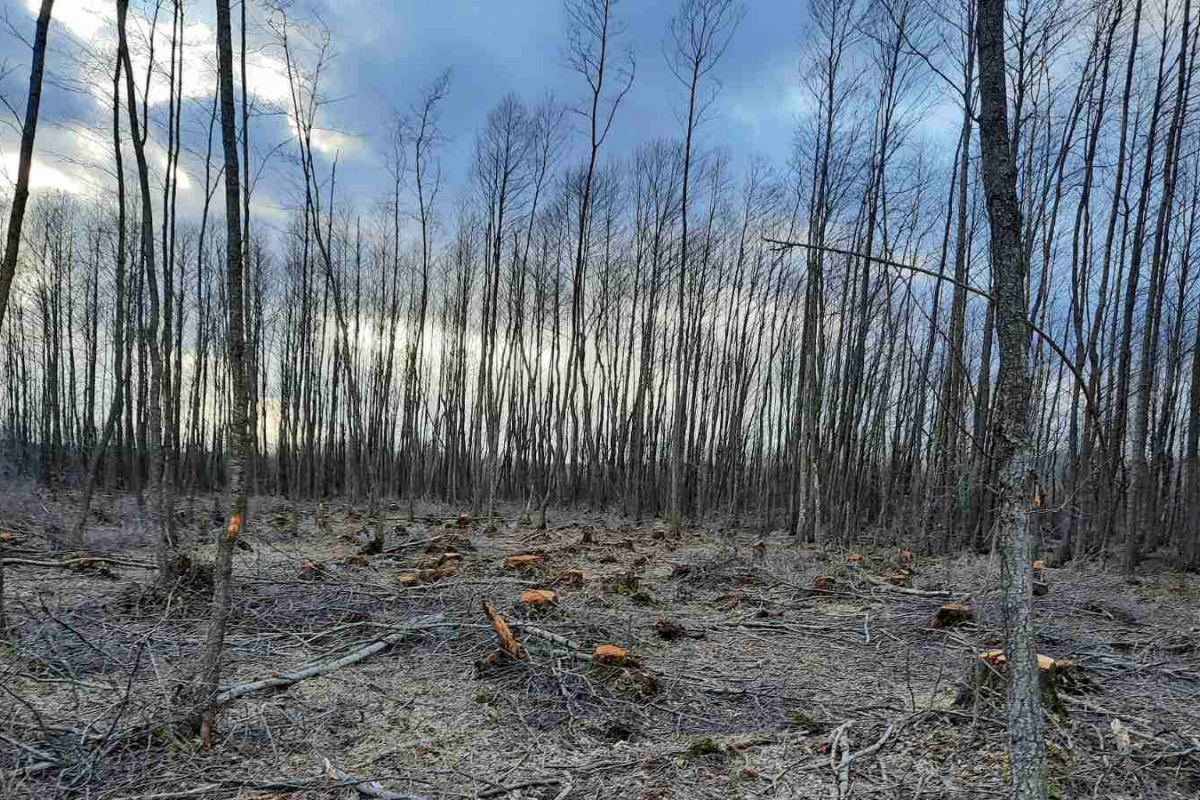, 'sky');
0,0,817,228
